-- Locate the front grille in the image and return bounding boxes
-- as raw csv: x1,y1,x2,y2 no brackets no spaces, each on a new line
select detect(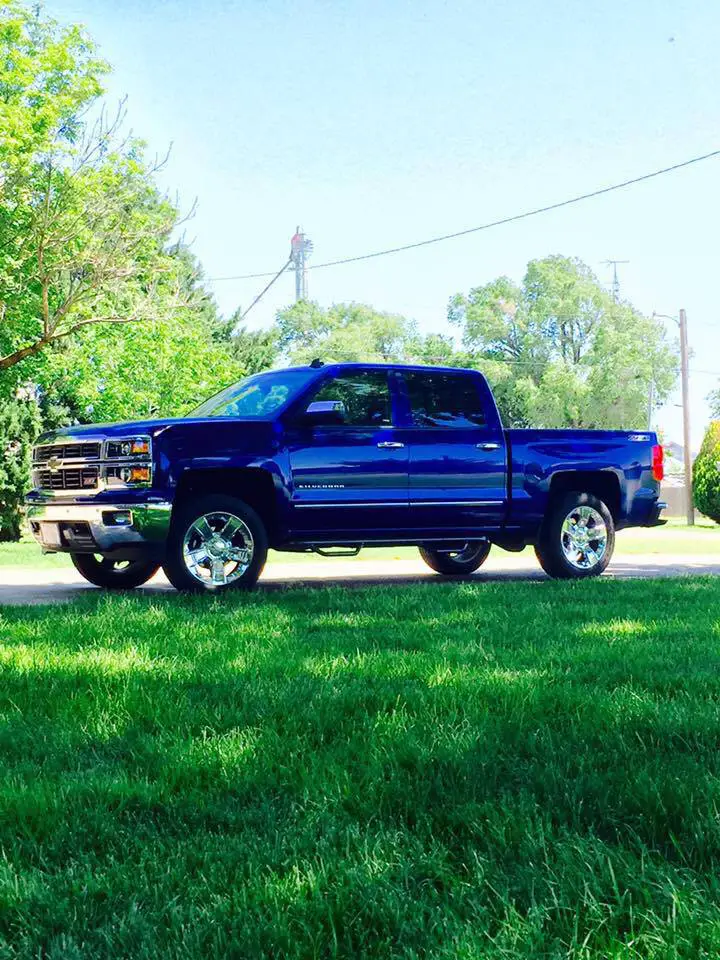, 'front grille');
37,467,99,491
34,442,101,462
